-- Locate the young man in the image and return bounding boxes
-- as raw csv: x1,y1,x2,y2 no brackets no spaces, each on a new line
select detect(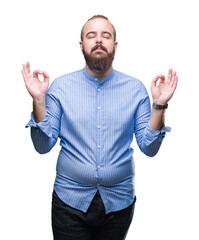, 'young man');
22,15,178,240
